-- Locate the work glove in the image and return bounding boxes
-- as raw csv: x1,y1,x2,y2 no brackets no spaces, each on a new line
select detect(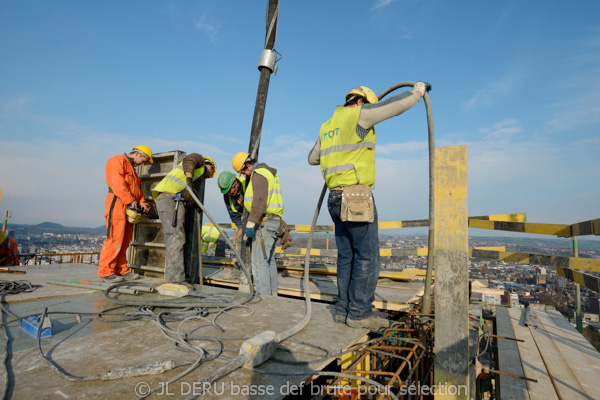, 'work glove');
245,221,256,239
414,82,431,97
186,177,194,188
